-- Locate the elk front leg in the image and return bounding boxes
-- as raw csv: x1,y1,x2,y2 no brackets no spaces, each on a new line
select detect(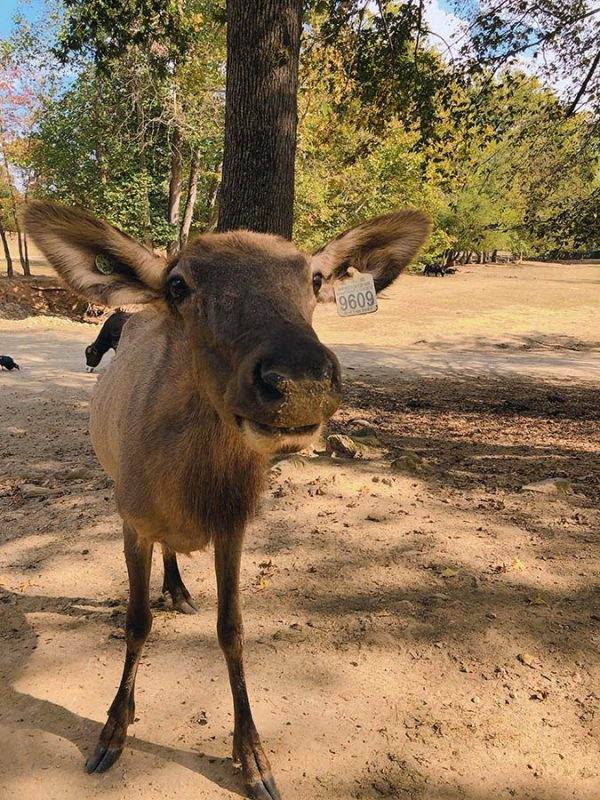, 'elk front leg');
86,523,153,773
215,532,281,800
161,543,198,614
